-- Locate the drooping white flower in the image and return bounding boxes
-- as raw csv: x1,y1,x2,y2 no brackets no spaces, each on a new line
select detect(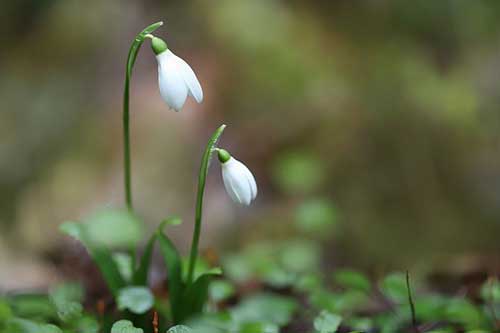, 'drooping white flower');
151,36,203,111
217,149,257,205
